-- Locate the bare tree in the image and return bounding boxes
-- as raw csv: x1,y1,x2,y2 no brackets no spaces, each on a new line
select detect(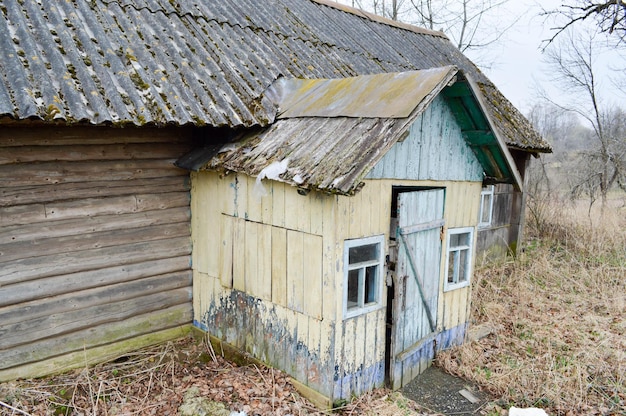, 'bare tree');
341,0,513,57
543,0,626,45
544,31,626,212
